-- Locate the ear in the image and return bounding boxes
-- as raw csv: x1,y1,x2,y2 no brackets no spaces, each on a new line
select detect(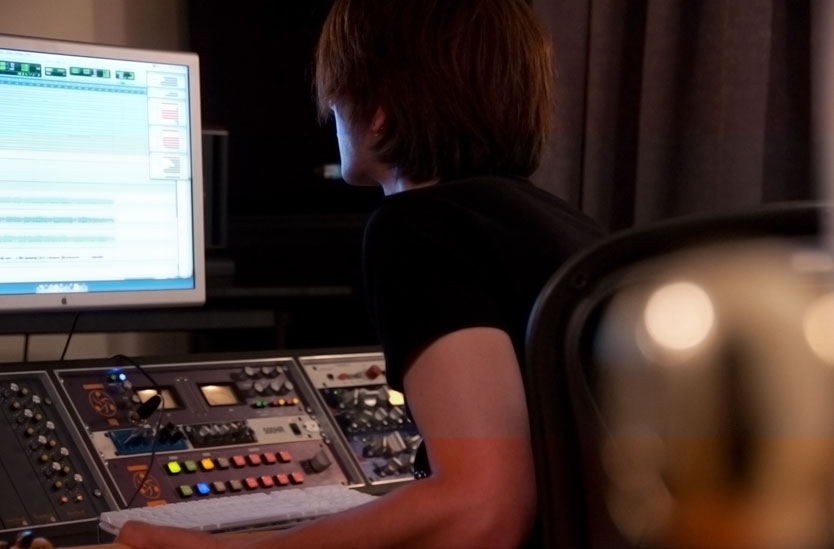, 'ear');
370,107,386,135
